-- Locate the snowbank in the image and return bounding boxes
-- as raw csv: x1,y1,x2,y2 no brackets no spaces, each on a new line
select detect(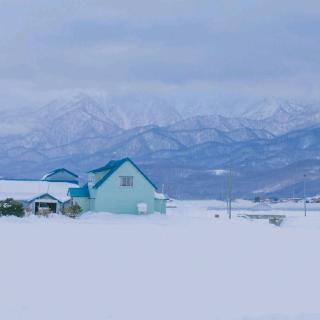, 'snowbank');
0,201,319,320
